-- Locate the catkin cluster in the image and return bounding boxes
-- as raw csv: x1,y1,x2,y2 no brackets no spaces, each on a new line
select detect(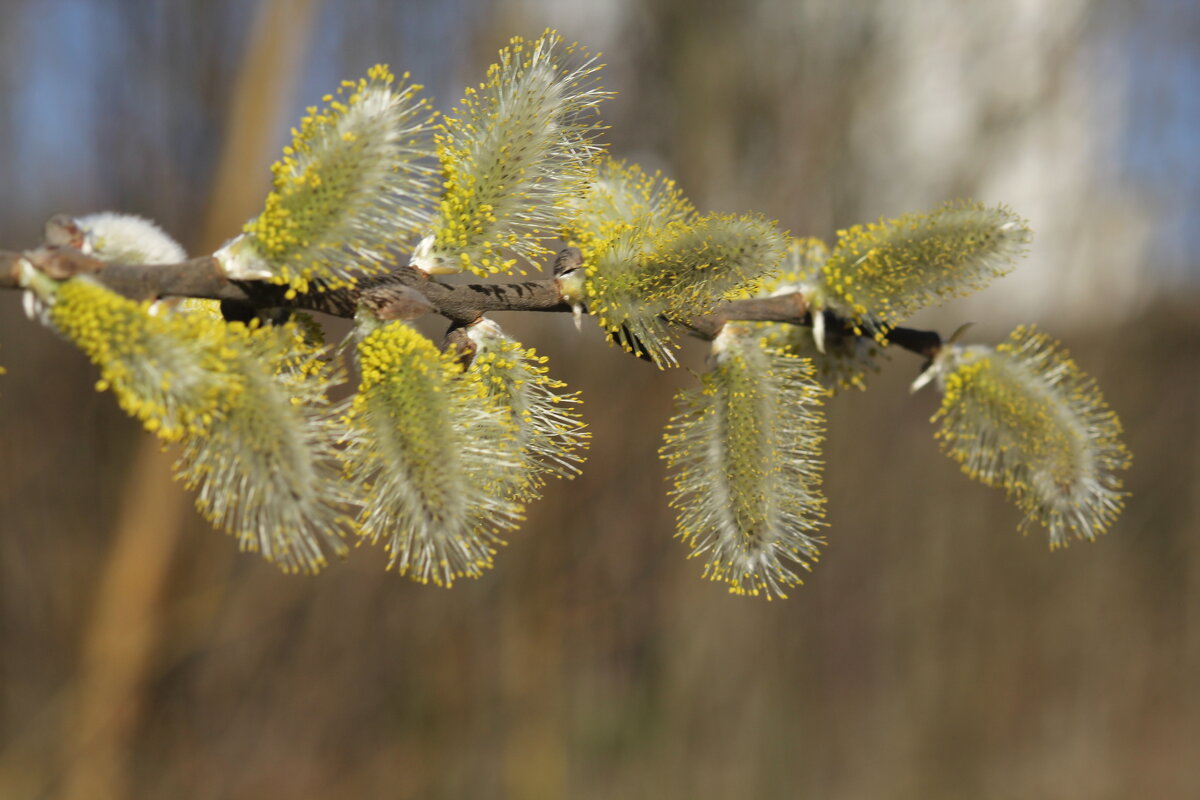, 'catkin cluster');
12,29,1131,597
